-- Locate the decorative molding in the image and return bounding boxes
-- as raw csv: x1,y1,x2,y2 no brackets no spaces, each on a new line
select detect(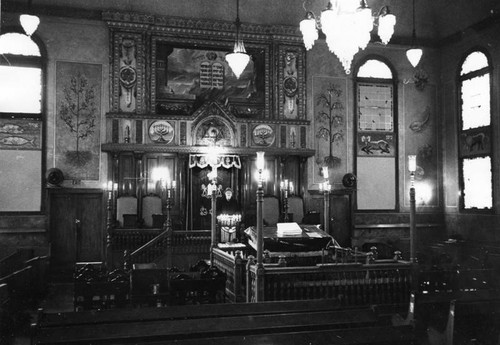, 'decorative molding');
103,11,301,42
